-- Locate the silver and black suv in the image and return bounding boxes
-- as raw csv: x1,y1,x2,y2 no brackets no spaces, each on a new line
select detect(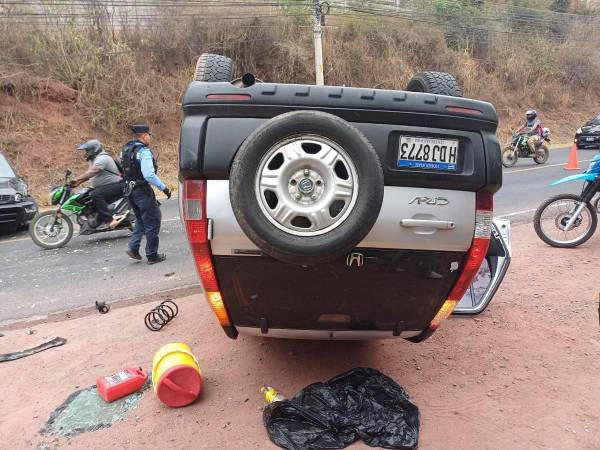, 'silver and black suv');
178,54,510,342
